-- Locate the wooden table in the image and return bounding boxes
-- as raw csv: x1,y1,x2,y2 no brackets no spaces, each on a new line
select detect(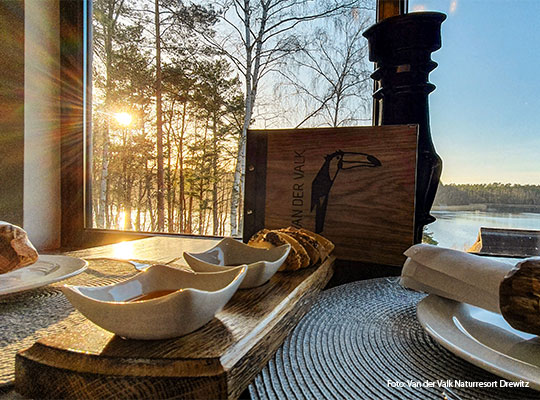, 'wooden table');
1,237,334,399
